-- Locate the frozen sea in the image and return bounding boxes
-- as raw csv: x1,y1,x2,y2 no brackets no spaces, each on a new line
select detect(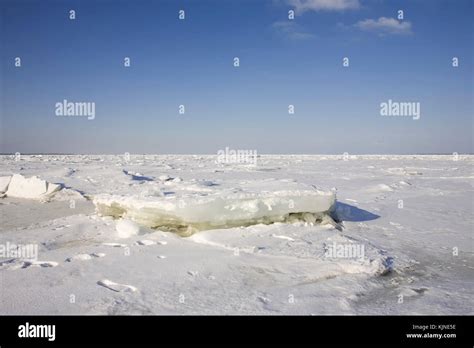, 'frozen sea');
0,154,472,314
